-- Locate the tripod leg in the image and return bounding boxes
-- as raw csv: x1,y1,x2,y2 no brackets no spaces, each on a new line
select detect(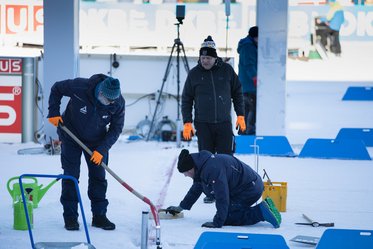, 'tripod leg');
180,43,190,72
146,43,177,141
